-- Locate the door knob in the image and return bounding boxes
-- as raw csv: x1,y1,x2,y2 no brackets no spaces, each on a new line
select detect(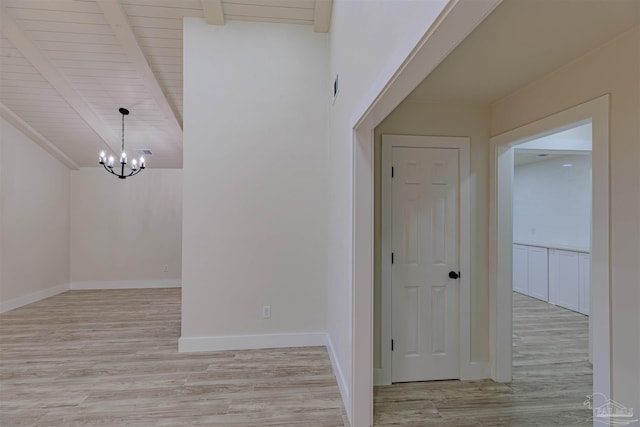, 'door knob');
449,271,460,279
